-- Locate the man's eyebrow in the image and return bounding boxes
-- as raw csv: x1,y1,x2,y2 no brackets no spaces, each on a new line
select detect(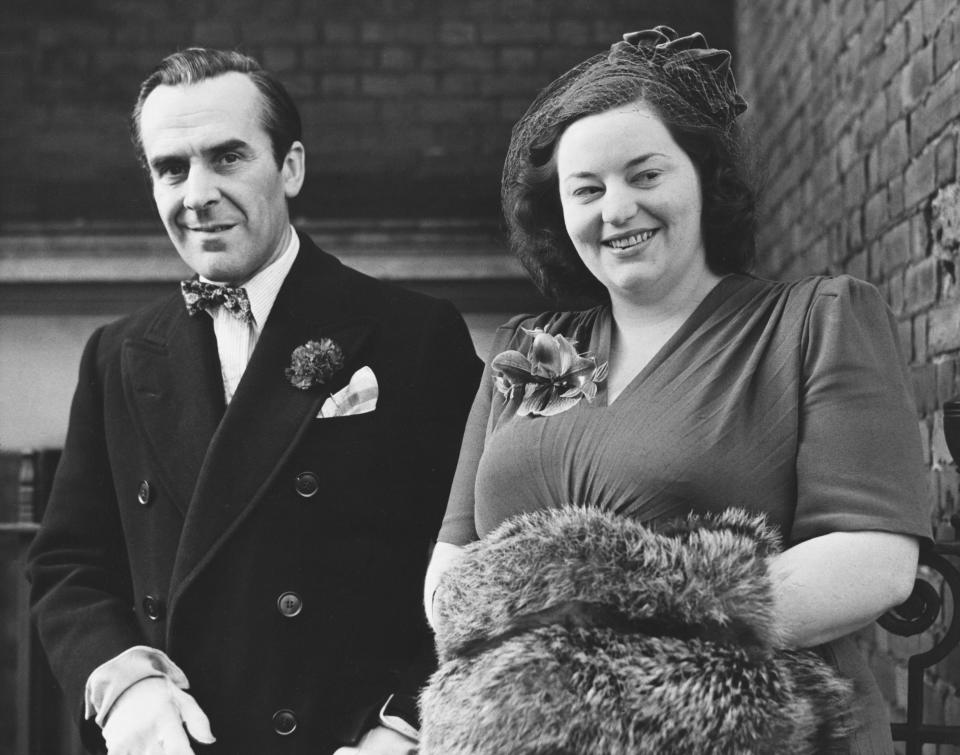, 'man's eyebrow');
206,139,251,156
148,139,253,170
